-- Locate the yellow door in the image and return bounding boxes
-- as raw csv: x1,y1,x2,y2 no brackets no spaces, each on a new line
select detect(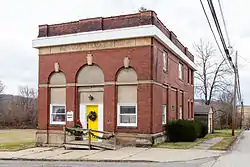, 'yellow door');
86,105,98,140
